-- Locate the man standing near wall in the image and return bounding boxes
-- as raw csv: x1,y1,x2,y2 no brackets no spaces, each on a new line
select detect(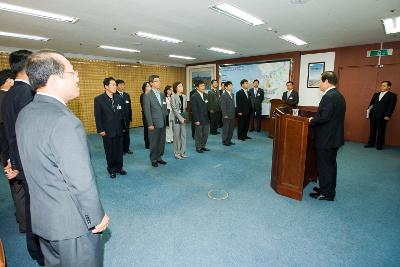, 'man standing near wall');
208,79,221,135
236,79,252,141
116,79,133,155
249,79,264,132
